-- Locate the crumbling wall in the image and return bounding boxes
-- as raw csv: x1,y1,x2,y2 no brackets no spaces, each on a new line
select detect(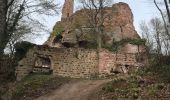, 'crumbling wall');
45,2,140,48
99,50,116,75
52,48,98,78
98,49,137,76
16,49,35,80
61,0,74,20
16,46,142,81
16,46,99,80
